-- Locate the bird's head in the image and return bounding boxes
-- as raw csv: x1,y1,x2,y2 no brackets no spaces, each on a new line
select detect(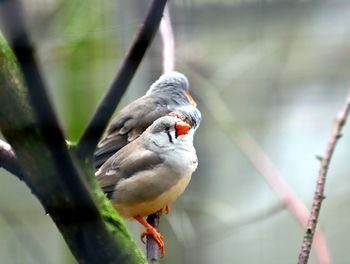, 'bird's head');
146,71,197,107
143,115,193,150
168,106,202,131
